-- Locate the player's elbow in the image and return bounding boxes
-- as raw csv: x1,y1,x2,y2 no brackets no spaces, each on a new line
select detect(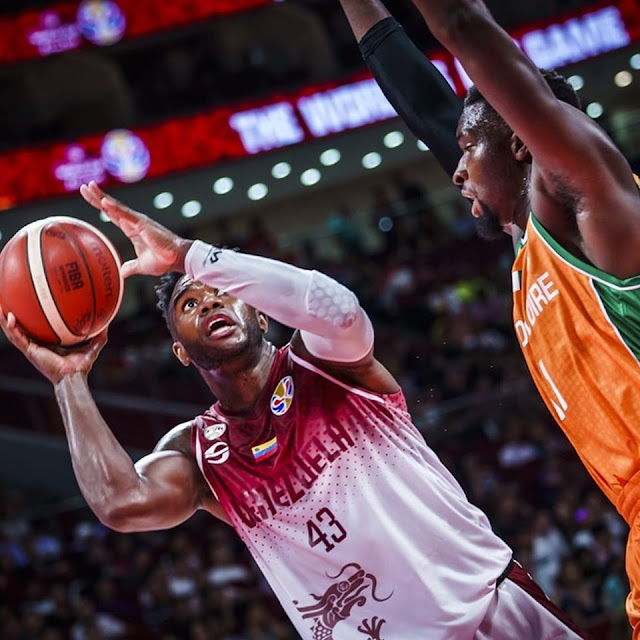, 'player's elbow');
91,495,144,533
93,505,134,533
307,271,362,330
335,291,361,330
100,512,140,533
